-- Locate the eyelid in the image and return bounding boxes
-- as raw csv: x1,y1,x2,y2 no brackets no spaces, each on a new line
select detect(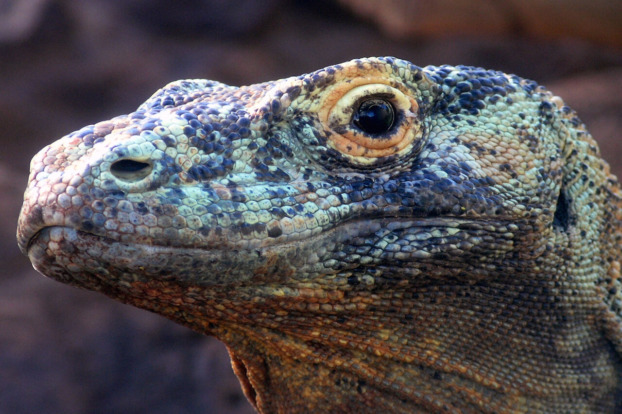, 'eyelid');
318,82,421,163
404,109,417,118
